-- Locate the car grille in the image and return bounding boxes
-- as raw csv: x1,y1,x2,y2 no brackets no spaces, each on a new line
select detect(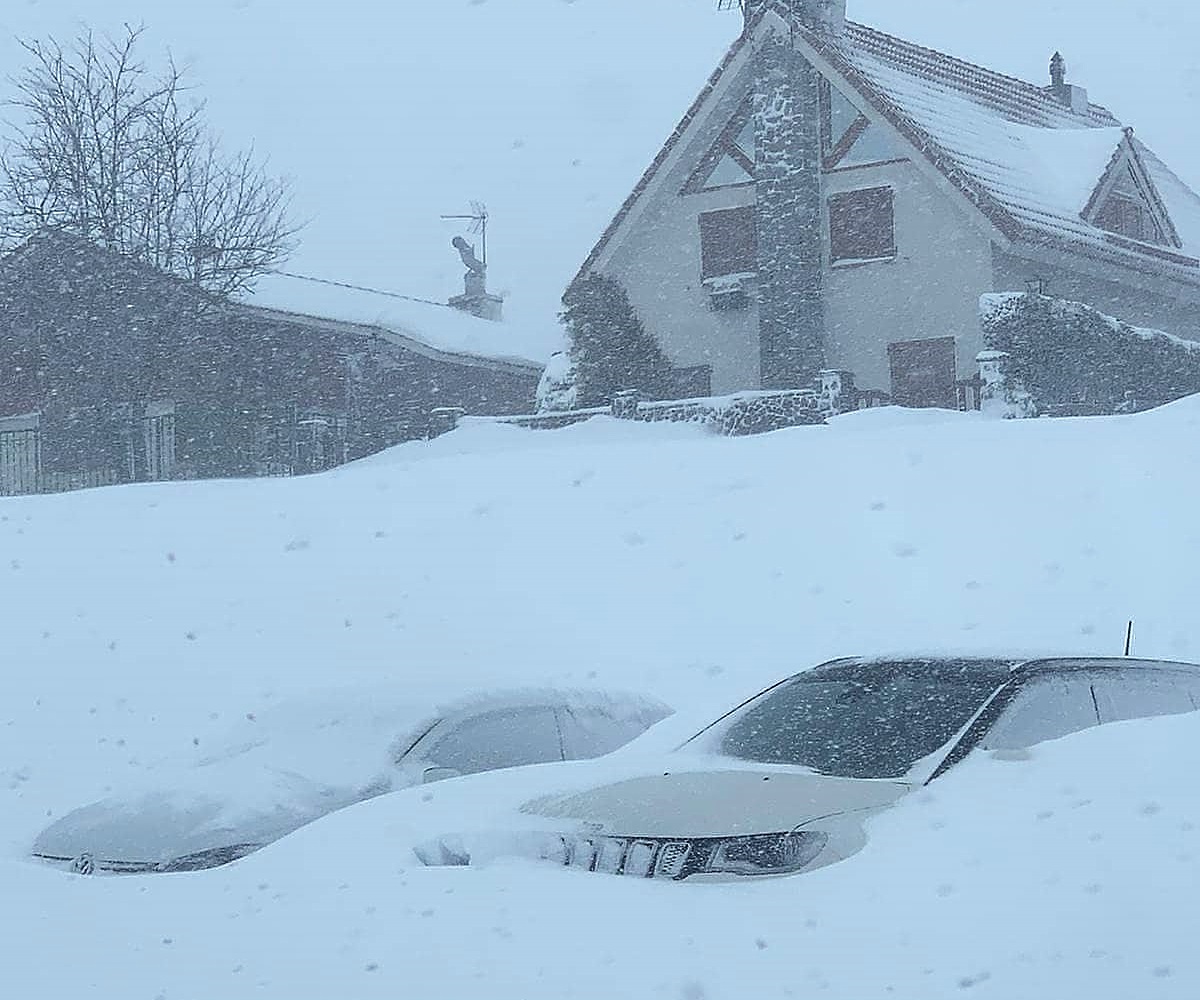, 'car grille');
559,835,695,880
